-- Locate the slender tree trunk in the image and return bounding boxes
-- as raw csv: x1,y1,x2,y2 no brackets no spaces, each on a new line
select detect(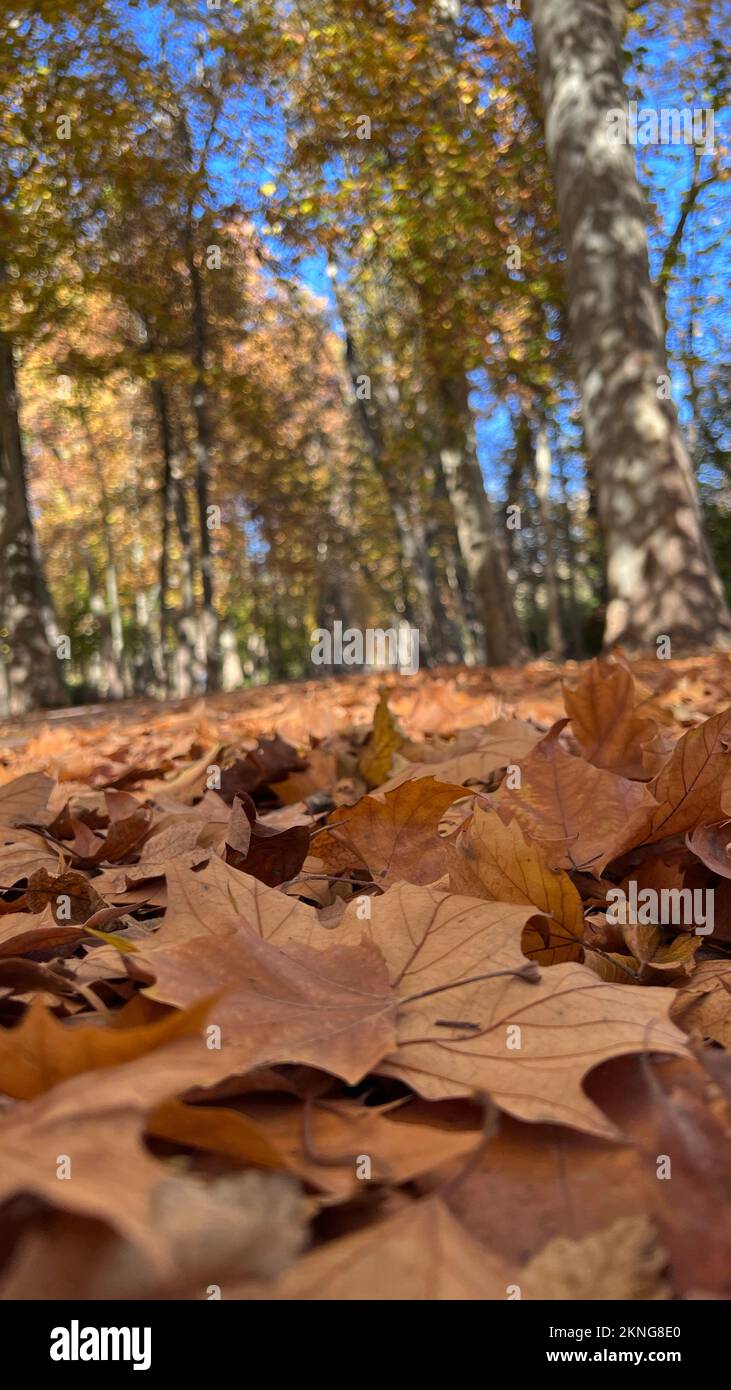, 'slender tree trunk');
337,297,440,654
534,424,565,658
0,332,67,712
528,0,731,652
156,382,173,696
78,405,126,698
152,378,197,699
556,451,585,657
184,231,221,691
425,437,479,663
435,372,528,665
